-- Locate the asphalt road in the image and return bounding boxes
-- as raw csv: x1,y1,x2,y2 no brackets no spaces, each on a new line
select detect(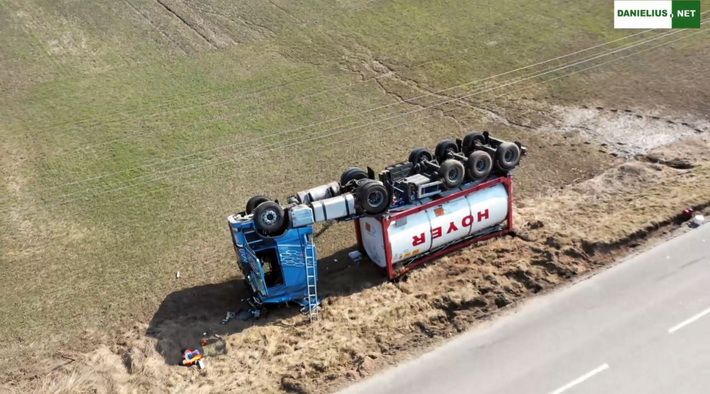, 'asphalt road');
342,224,710,394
